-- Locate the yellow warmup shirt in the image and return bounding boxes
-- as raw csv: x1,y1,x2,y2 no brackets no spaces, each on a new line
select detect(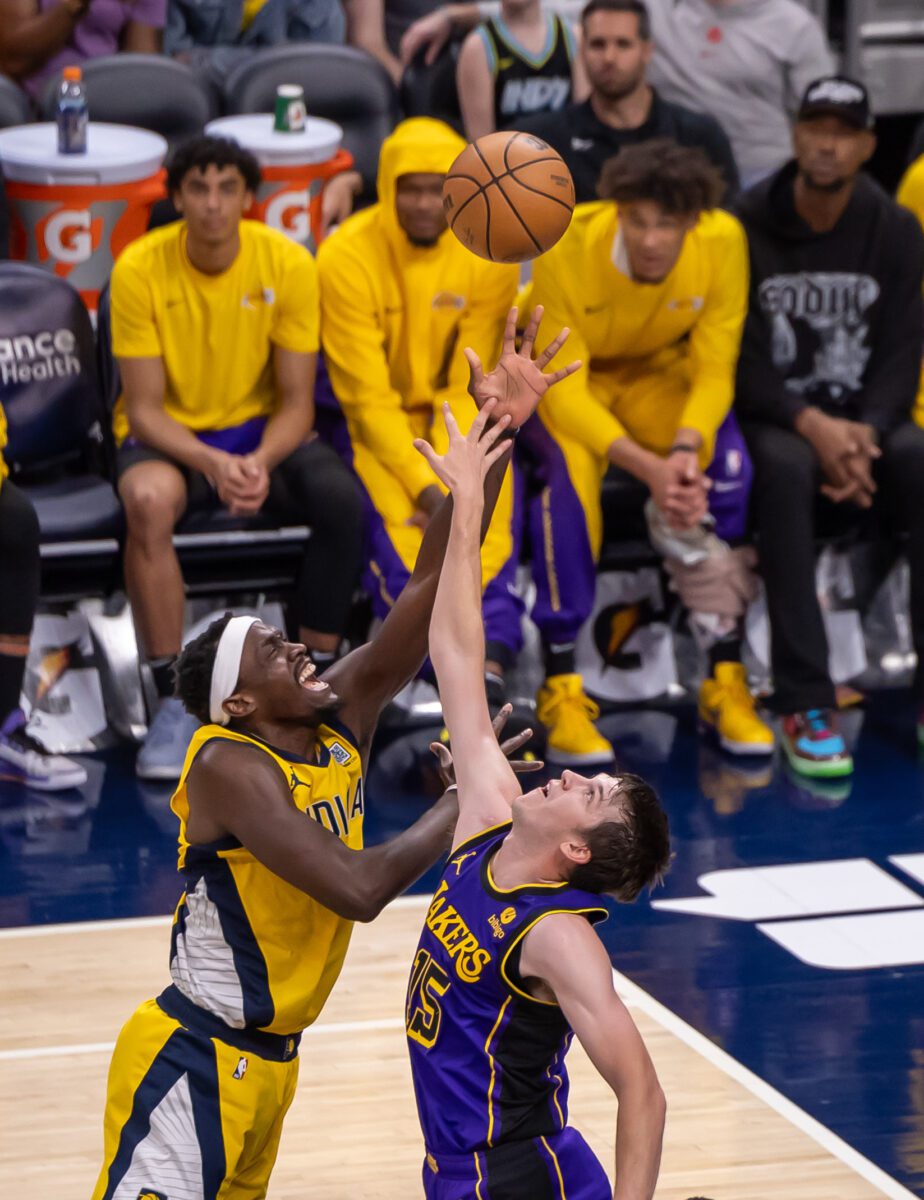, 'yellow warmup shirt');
110,219,319,446
317,118,519,503
169,722,365,1036
530,201,749,459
